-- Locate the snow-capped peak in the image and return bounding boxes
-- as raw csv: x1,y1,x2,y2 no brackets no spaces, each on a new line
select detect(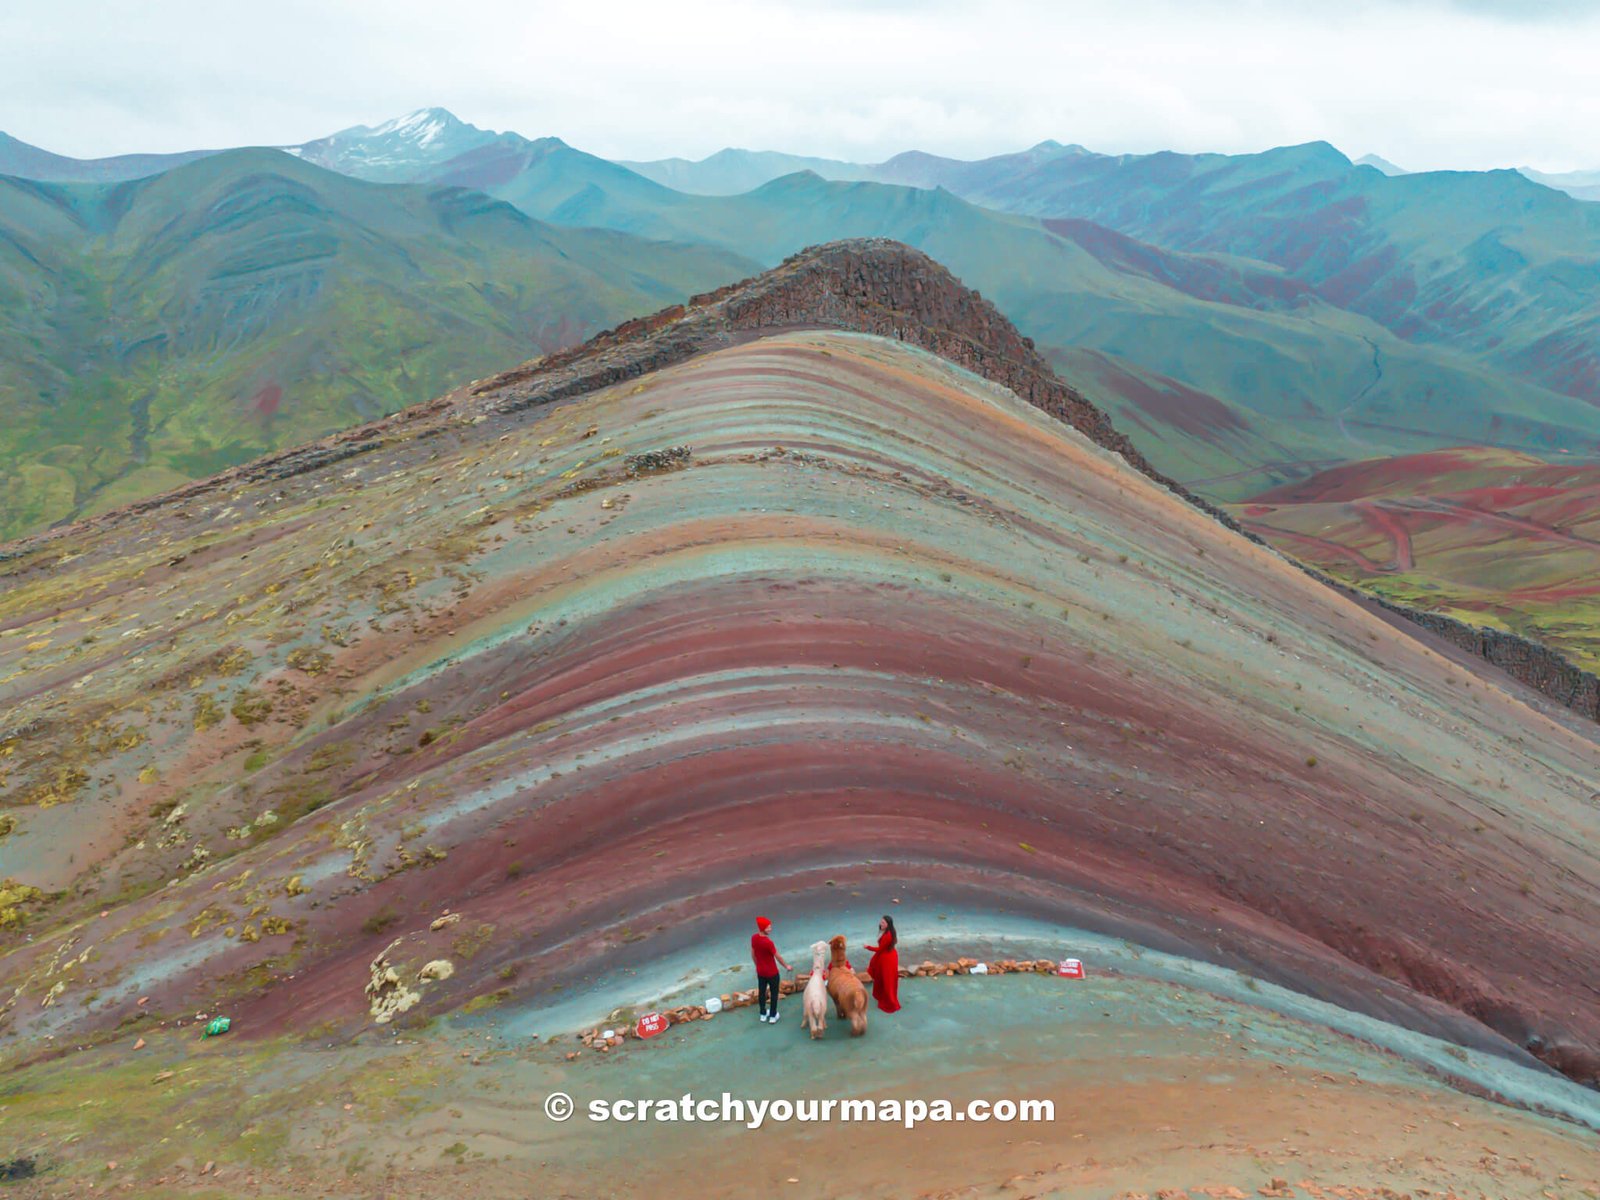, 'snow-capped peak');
287,108,500,180
369,107,459,147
